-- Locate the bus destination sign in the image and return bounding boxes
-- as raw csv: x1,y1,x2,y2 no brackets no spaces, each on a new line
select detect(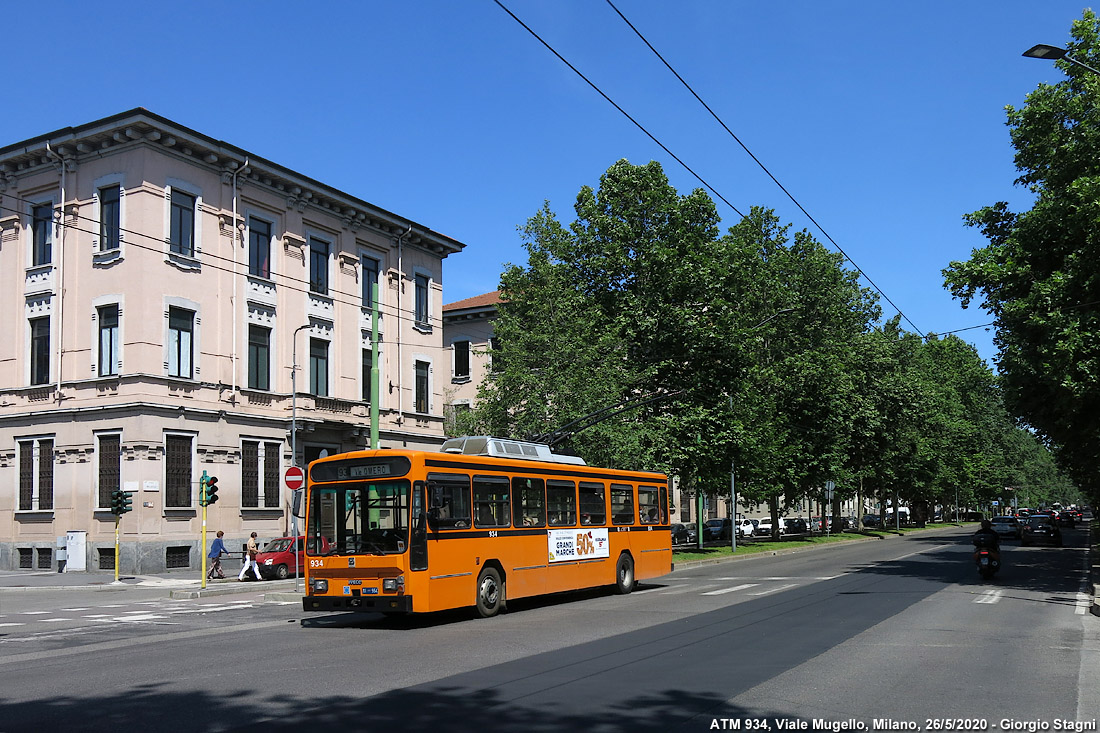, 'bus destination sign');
309,456,412,483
